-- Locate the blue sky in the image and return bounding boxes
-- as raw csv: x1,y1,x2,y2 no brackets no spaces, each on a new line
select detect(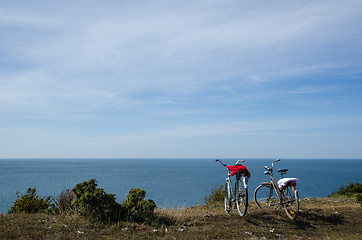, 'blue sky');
1,0,362,158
